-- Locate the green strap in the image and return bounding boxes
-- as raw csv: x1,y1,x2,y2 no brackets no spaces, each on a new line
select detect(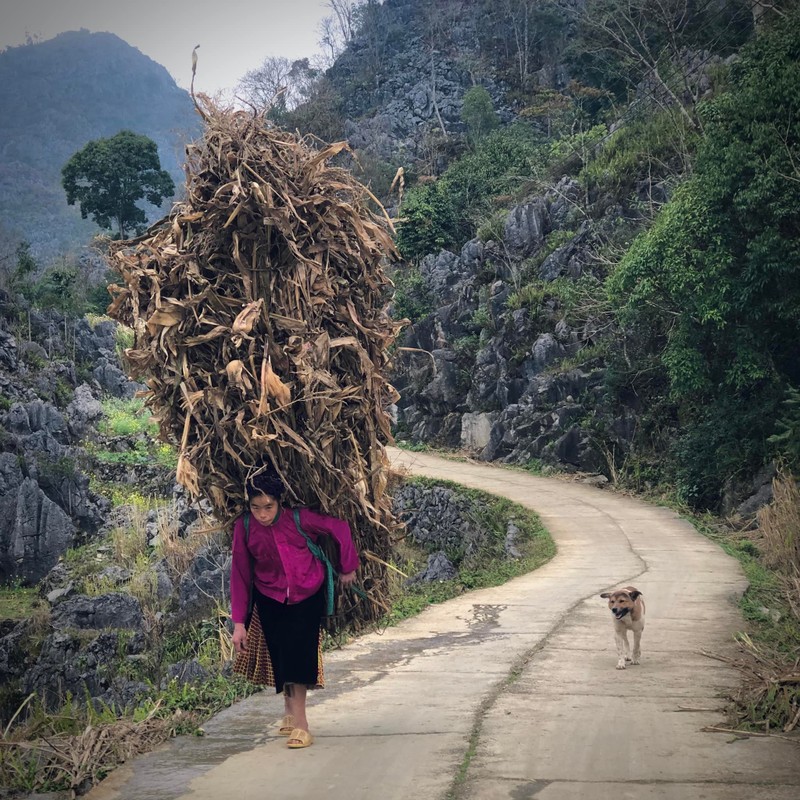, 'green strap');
293,509,336,615
292,509,370,613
